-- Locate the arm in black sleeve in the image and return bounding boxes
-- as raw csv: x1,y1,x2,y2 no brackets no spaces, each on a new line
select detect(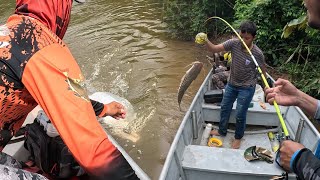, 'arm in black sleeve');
90,99,104,116
293,148,320,180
